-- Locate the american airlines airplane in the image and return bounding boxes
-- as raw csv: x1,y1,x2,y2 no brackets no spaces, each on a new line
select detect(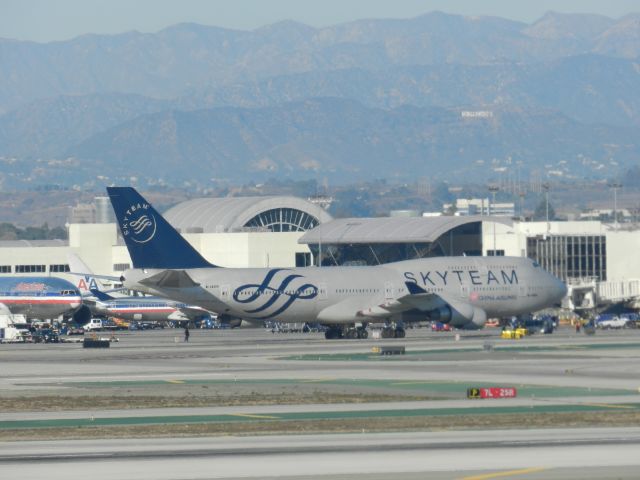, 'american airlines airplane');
68,253,212,324
107,187,567,340
88,288,211,324
0,276,82,320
